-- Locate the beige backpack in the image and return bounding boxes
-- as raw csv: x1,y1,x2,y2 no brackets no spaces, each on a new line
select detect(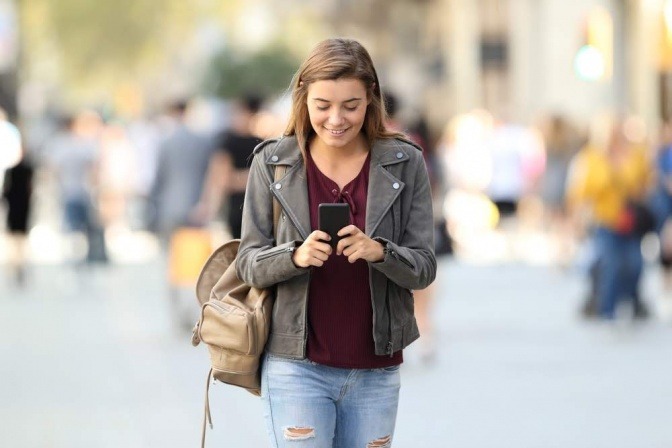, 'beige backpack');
191,165,285,447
